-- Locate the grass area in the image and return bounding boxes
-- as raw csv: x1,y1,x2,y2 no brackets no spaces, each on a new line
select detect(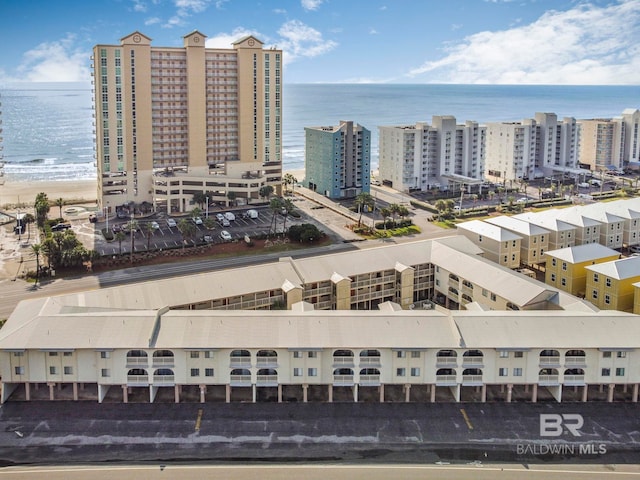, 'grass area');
433,220,457,229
